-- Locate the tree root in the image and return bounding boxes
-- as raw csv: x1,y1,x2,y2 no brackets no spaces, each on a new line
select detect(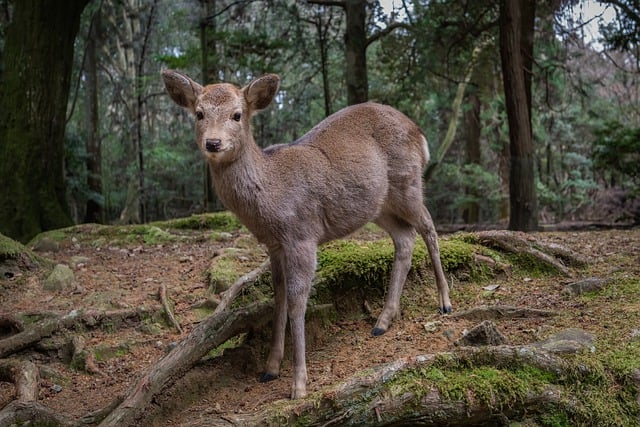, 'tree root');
476,230,587,276
451,304,557,321
0,359,76,427
219,345,600,426
98,300,273,426
159,283,183,334
0,307,161,358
